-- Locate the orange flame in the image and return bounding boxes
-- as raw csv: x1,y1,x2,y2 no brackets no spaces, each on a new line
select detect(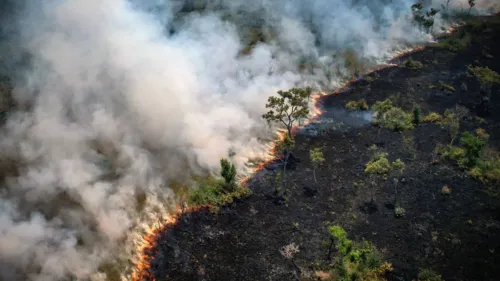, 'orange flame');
130,206,206,281
129,33,461,280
